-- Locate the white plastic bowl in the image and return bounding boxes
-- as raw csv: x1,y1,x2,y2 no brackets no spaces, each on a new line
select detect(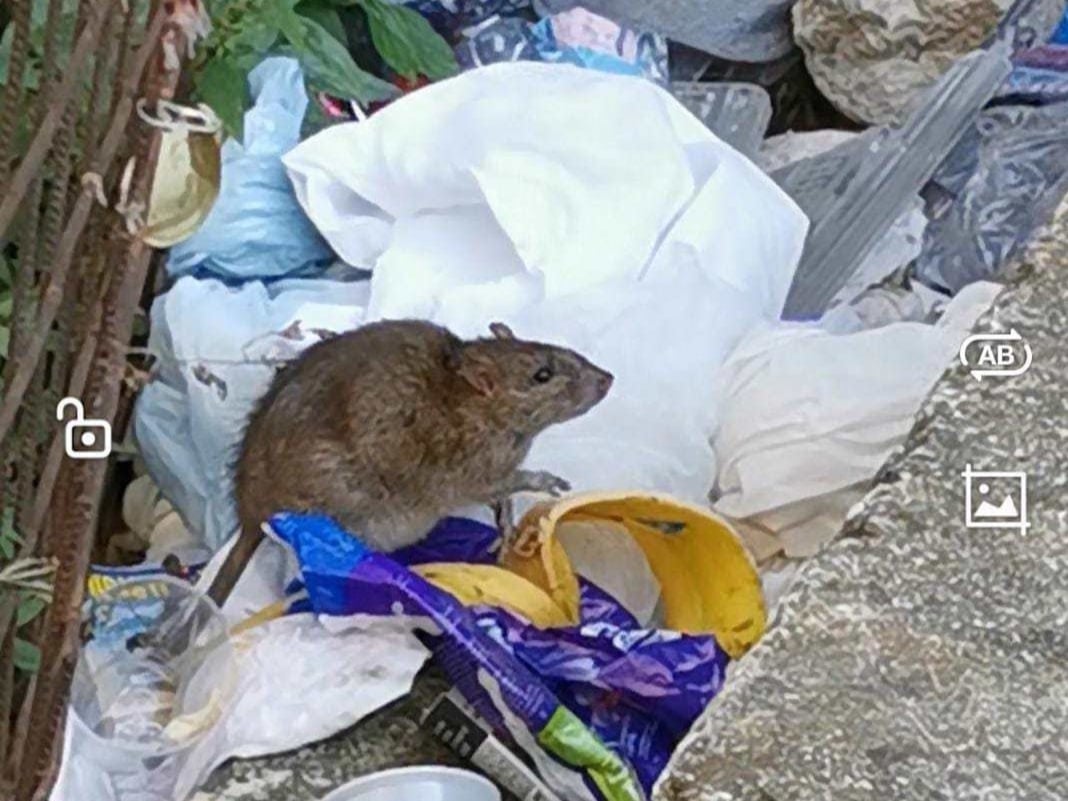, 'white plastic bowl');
319,767,501,801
